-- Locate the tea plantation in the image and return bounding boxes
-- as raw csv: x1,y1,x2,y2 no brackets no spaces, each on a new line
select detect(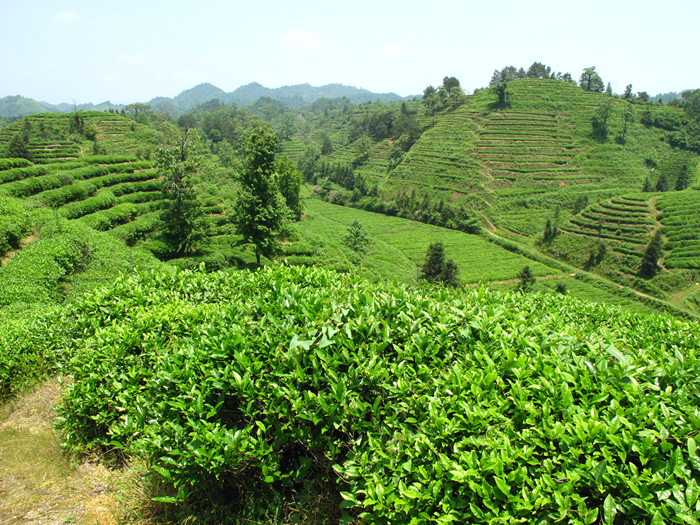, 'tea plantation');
1,77,700,522
48,265,700,523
